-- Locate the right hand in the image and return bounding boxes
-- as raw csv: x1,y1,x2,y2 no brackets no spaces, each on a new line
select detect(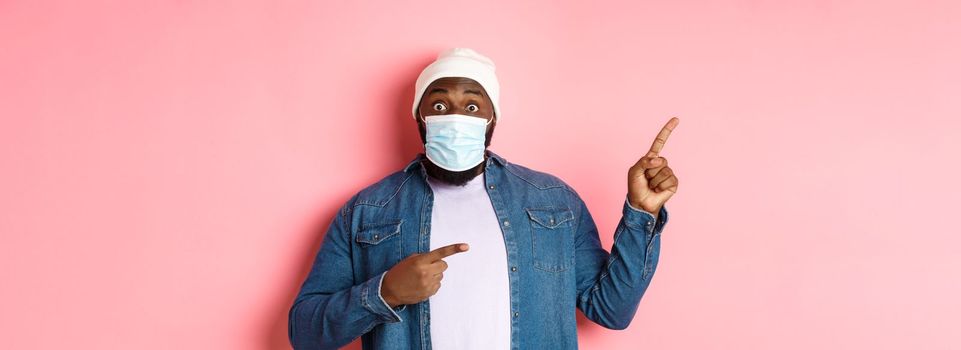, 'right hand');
380,243,469,308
